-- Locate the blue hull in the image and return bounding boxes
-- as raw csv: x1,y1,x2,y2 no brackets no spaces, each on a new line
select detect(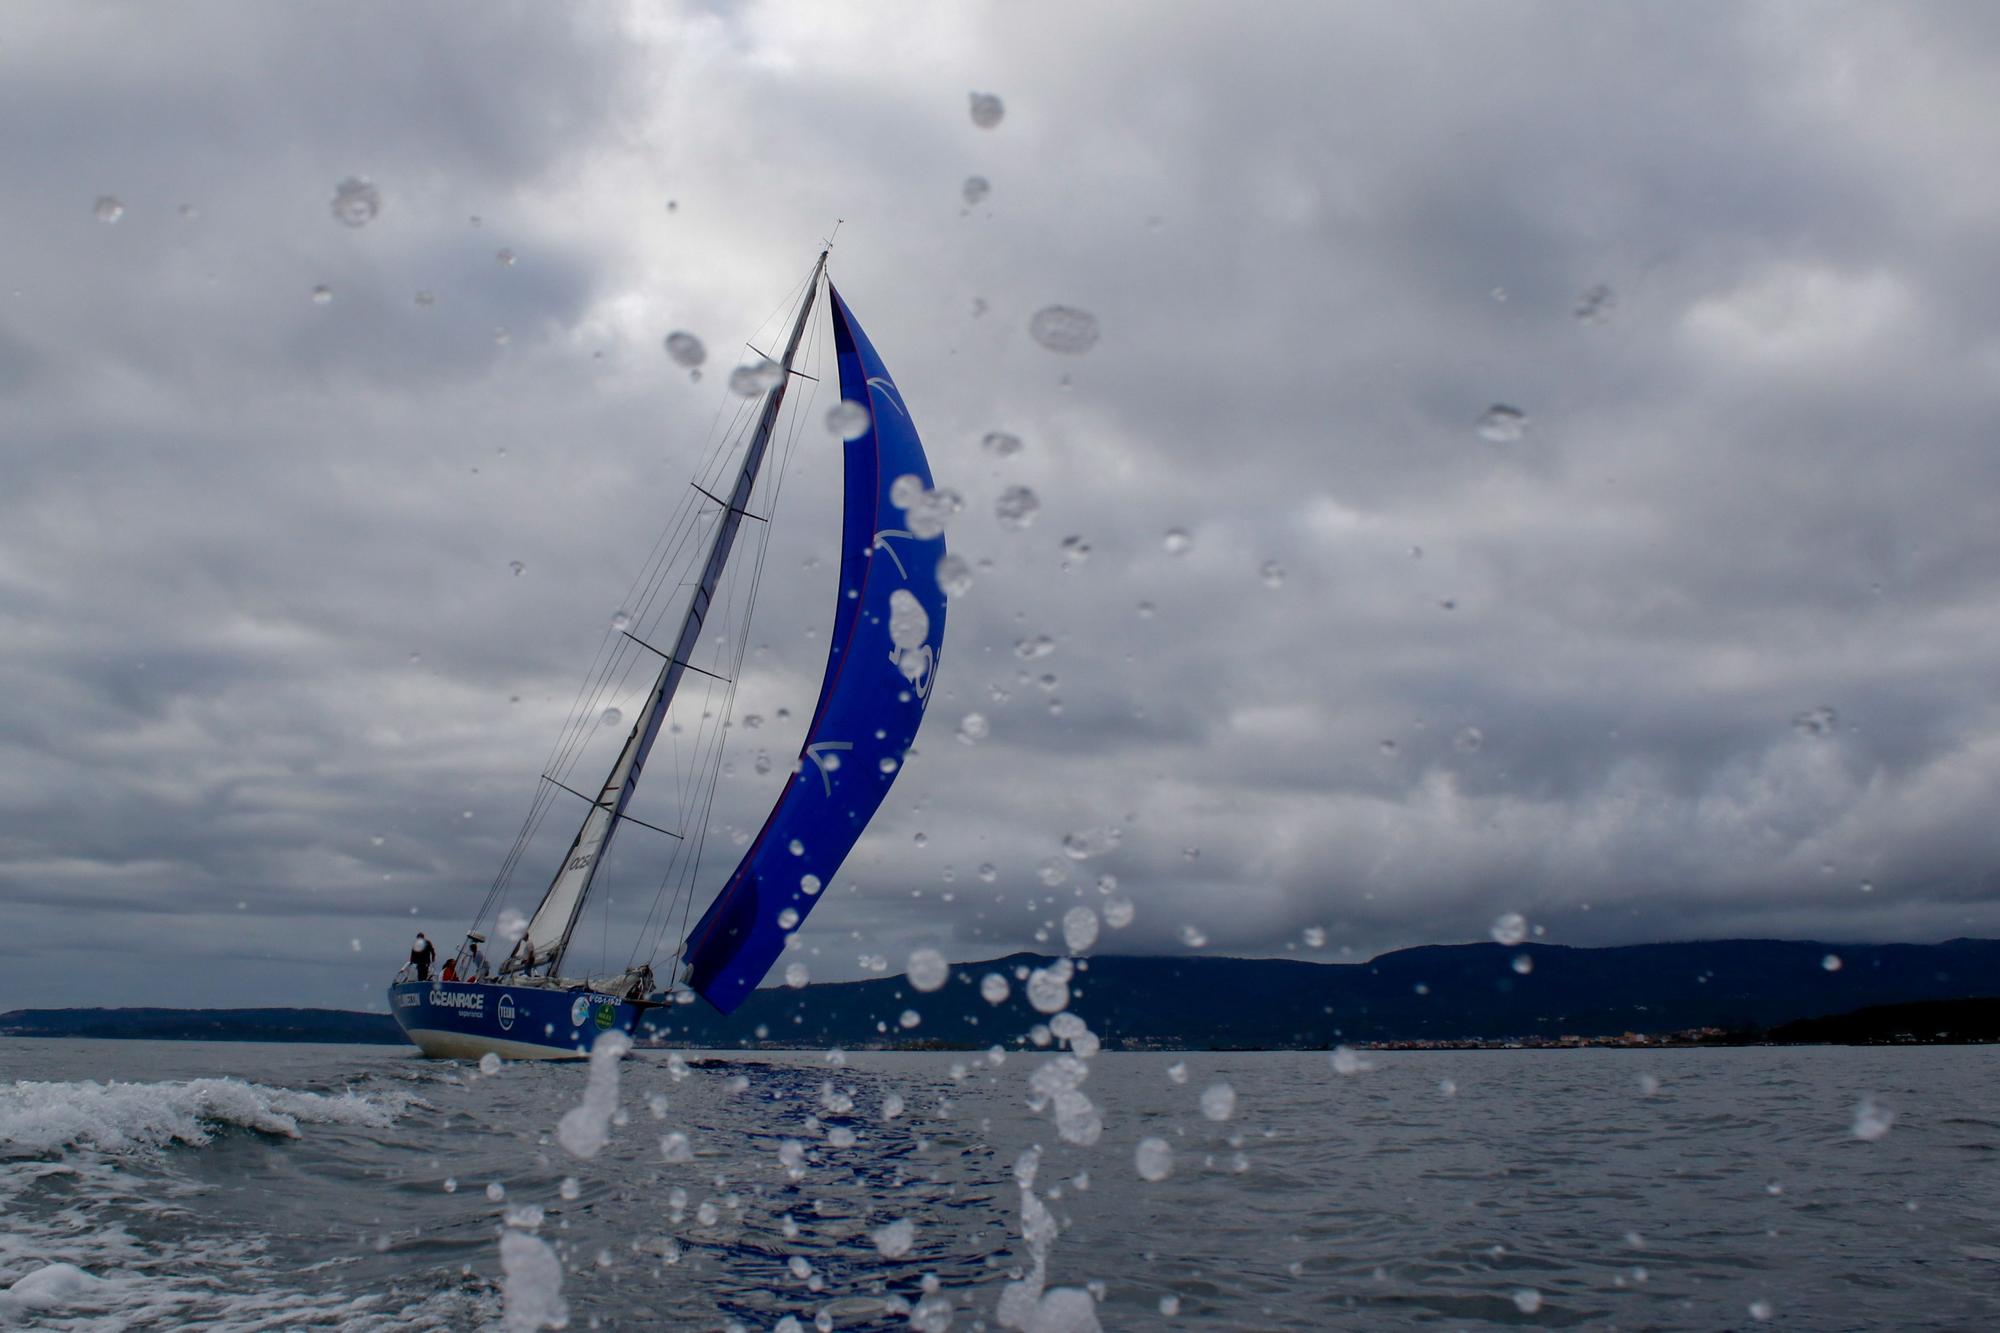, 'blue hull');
388,980,640,1060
